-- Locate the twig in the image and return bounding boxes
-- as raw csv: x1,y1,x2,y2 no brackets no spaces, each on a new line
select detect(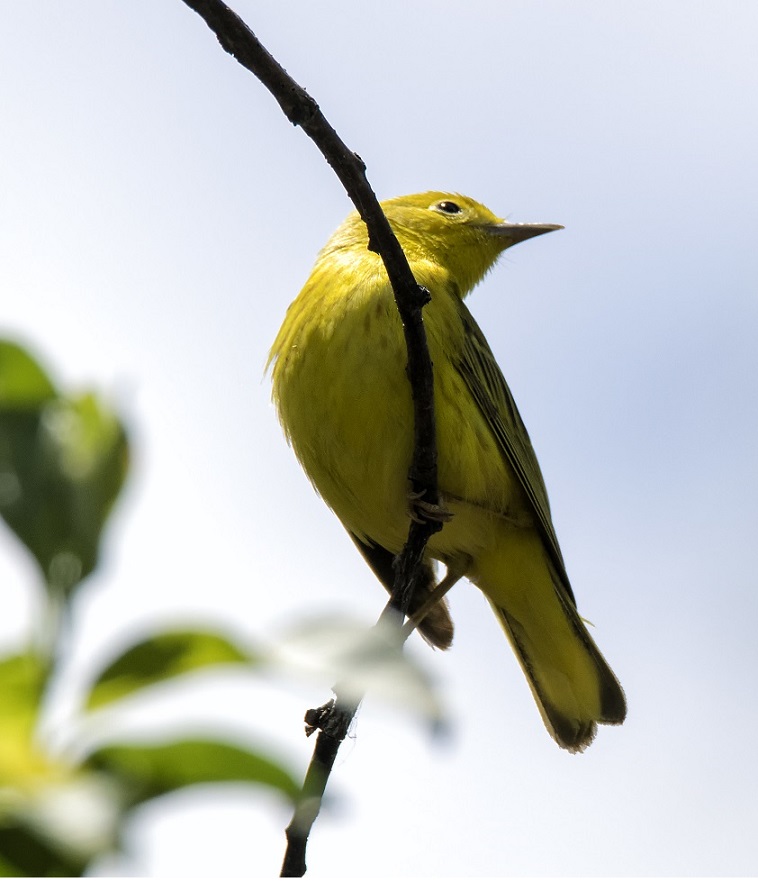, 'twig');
281,695,359,877
180,1,446,875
